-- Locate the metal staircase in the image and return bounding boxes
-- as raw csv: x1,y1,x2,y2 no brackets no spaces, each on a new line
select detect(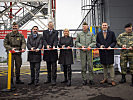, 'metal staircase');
8,3,47,29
